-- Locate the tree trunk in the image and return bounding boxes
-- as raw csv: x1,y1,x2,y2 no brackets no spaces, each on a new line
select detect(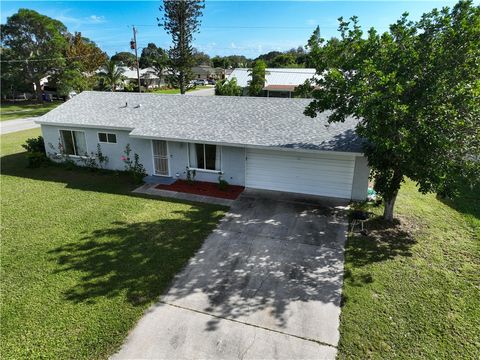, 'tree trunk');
179,71,185,95
383,191,398,222
34,79,42,102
